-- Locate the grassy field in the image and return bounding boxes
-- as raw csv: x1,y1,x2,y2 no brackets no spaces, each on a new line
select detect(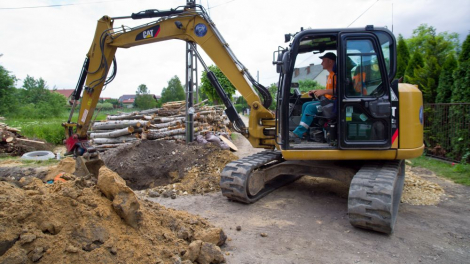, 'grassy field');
3,108,138,145
409,155,470,186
